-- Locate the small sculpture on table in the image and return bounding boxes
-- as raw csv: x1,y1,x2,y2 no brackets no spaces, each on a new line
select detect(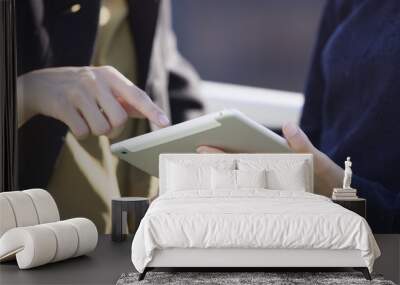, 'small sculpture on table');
332,157,358,200
343,157,353,190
